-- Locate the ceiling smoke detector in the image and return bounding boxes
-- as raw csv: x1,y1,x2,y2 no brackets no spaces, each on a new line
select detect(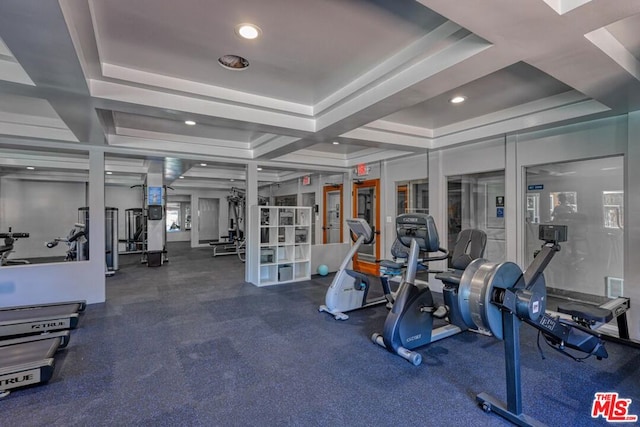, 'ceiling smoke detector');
218,55,250,71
